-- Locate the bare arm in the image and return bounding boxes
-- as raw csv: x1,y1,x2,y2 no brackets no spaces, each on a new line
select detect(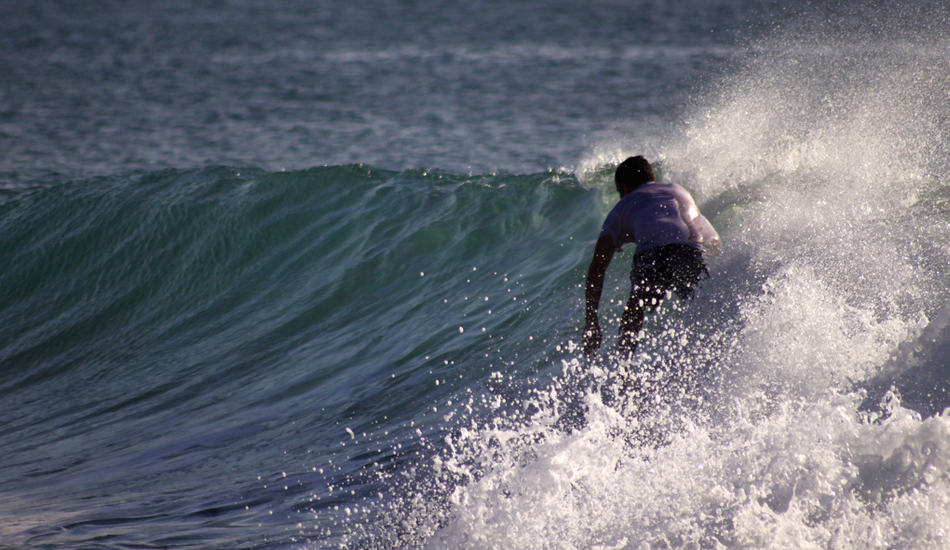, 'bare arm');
583,234,616,355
